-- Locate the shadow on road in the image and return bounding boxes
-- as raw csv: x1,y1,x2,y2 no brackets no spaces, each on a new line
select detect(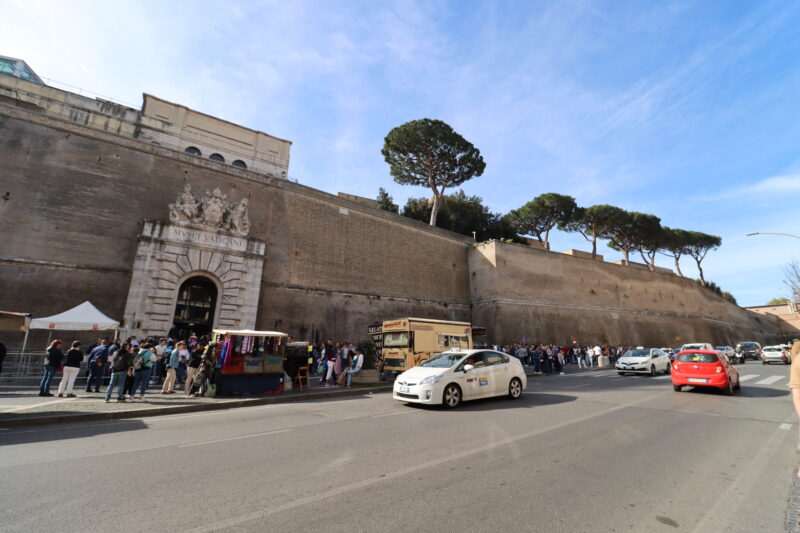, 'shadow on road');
0,417,150,445
403,392,577,412
680,386,789,398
